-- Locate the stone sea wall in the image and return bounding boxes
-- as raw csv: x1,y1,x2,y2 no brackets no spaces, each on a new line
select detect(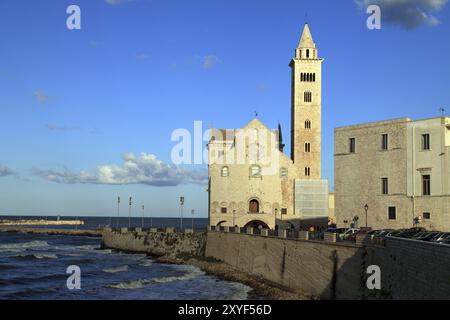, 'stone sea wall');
101,228,207,258
205,230,450,300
